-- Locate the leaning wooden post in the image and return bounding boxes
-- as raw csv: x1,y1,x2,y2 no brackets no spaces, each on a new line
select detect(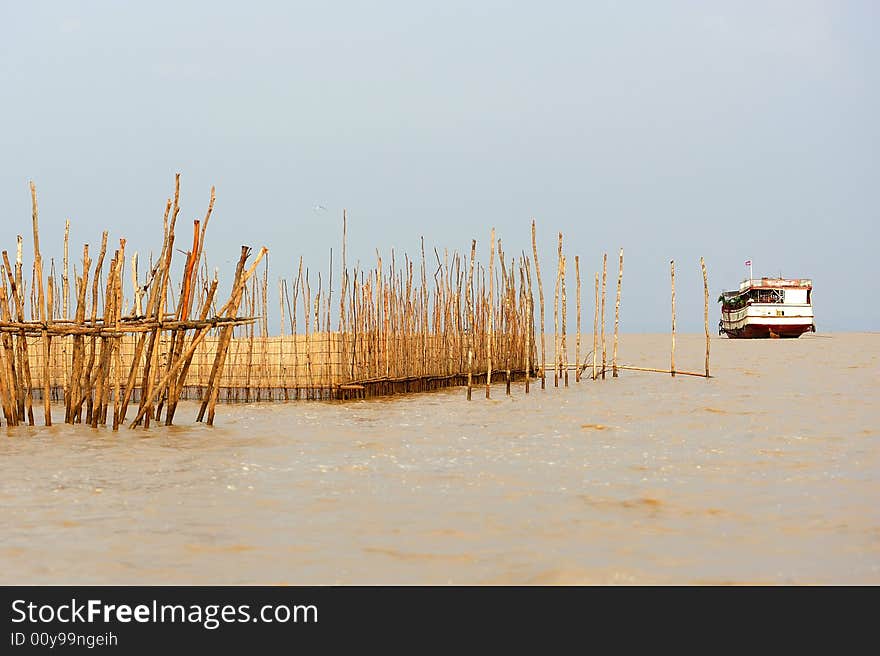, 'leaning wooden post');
530,220,546,389
701,256,710,378
575,255,581,382
612,248,623,378
203,246,267,426
592,272,598,380
670,259,676,378
600,253,607,380
486,228,495,399
4,246,34,425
